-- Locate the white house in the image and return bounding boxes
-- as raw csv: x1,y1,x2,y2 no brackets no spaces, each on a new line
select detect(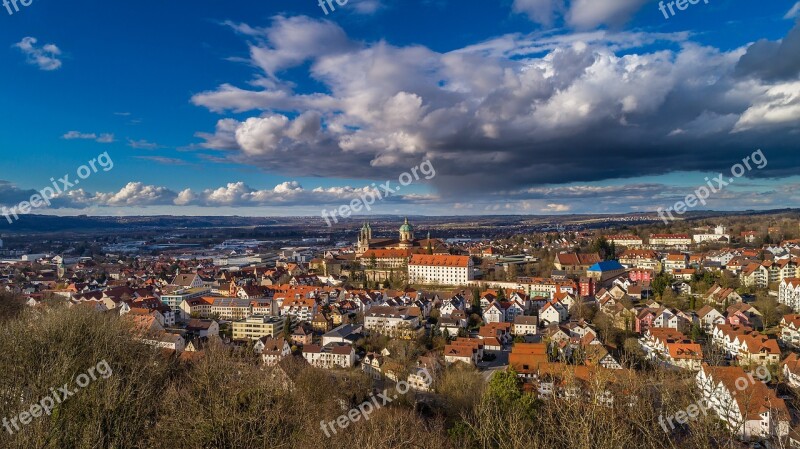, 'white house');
782,353,800,389
539,300,568,326
256,336,291,366
696,365,789,440
697,305,726,332
779,278,800,312
302,342,355,368
483,302,505,323
512,316,538,336
364,306,421,338
440,295,466,316
780,314,800,348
